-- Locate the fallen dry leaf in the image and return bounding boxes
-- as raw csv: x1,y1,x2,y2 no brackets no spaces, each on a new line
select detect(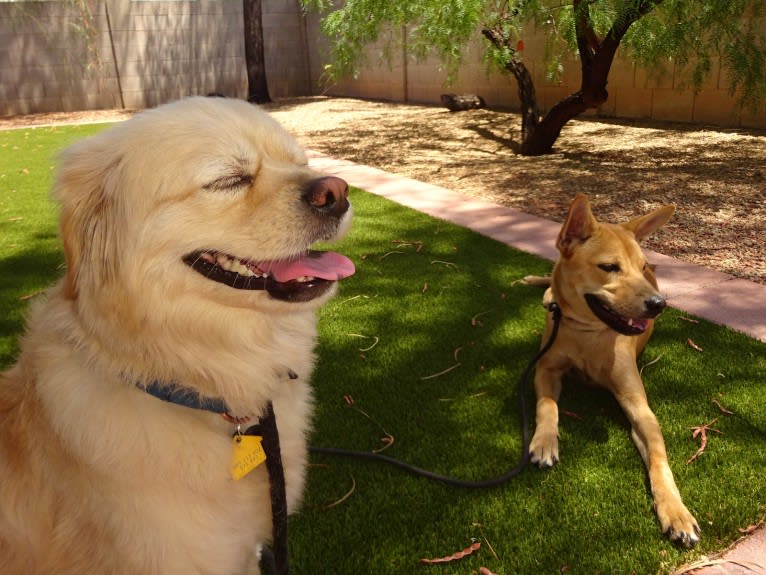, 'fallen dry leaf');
419,540,481,565
379,250,404,260
687,339,704,352
420,362,461,380
471,310,493,327
738,523,761,535
712,399,734,415
687,418,722,464
392,239,424,252
19,290,44,301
